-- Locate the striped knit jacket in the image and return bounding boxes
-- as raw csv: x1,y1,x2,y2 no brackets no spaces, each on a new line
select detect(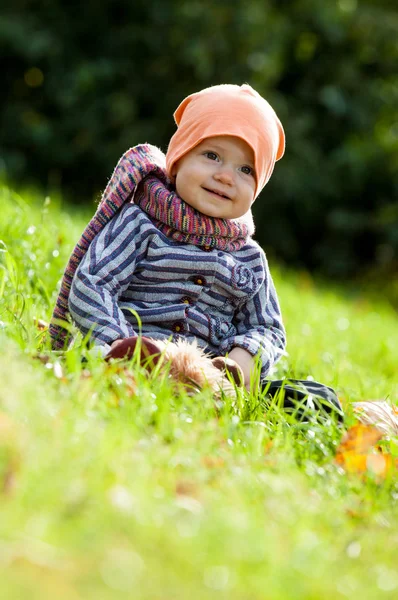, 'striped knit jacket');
68,201,286,379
